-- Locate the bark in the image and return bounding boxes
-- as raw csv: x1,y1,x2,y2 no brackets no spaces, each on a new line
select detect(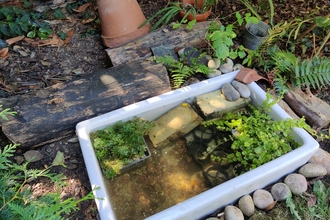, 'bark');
0,60,170,148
